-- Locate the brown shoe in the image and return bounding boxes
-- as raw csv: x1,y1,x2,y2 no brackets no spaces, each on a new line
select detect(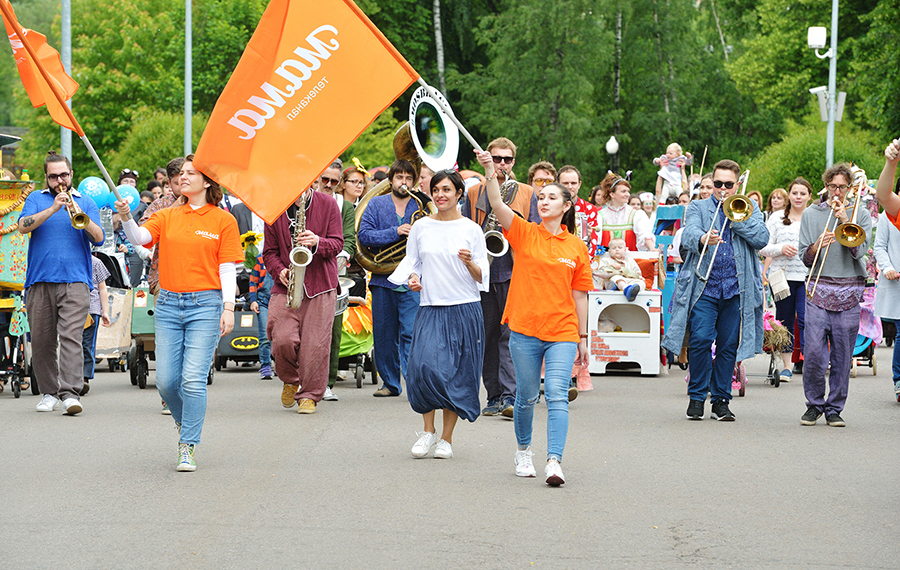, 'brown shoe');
281,383,299,408
297,398,316,414
80,379,90,397
373,387,398,397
